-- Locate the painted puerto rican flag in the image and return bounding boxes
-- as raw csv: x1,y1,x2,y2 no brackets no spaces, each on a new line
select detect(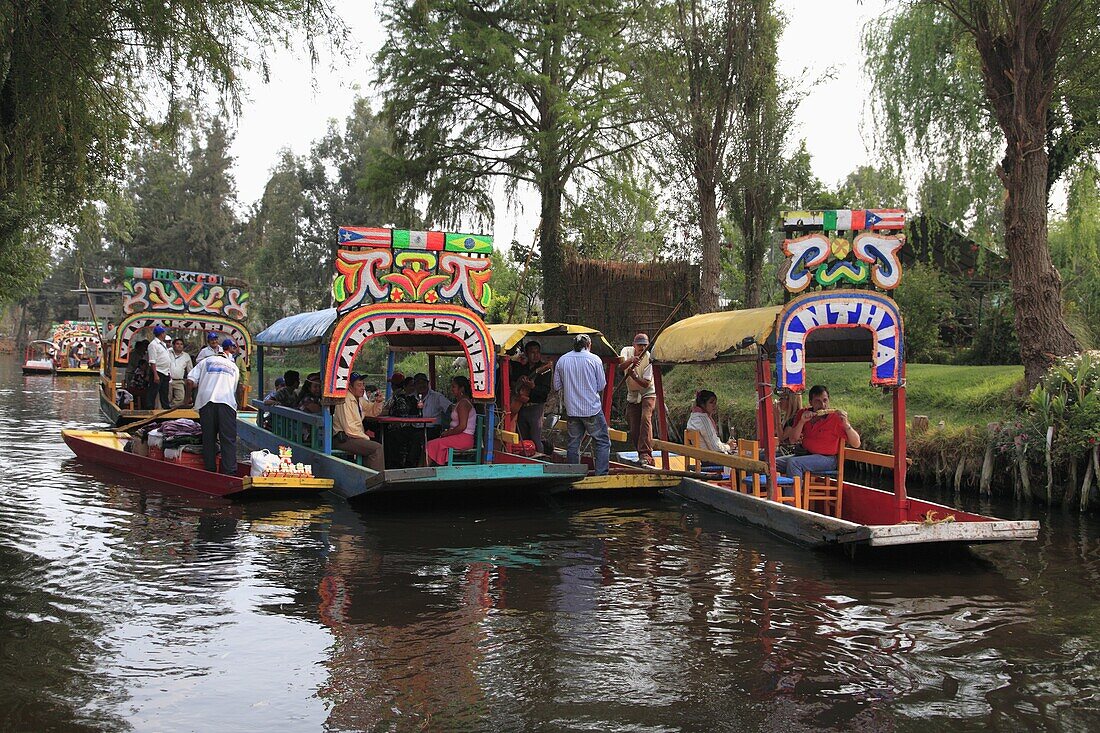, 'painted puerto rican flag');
864,209,906,230
339,227,392,247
